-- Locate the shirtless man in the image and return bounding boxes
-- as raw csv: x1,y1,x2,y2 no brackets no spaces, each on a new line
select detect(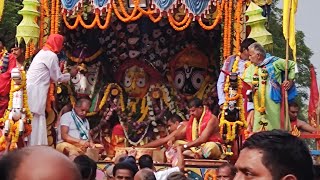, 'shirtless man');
142,114,187,148
289,101,316,133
